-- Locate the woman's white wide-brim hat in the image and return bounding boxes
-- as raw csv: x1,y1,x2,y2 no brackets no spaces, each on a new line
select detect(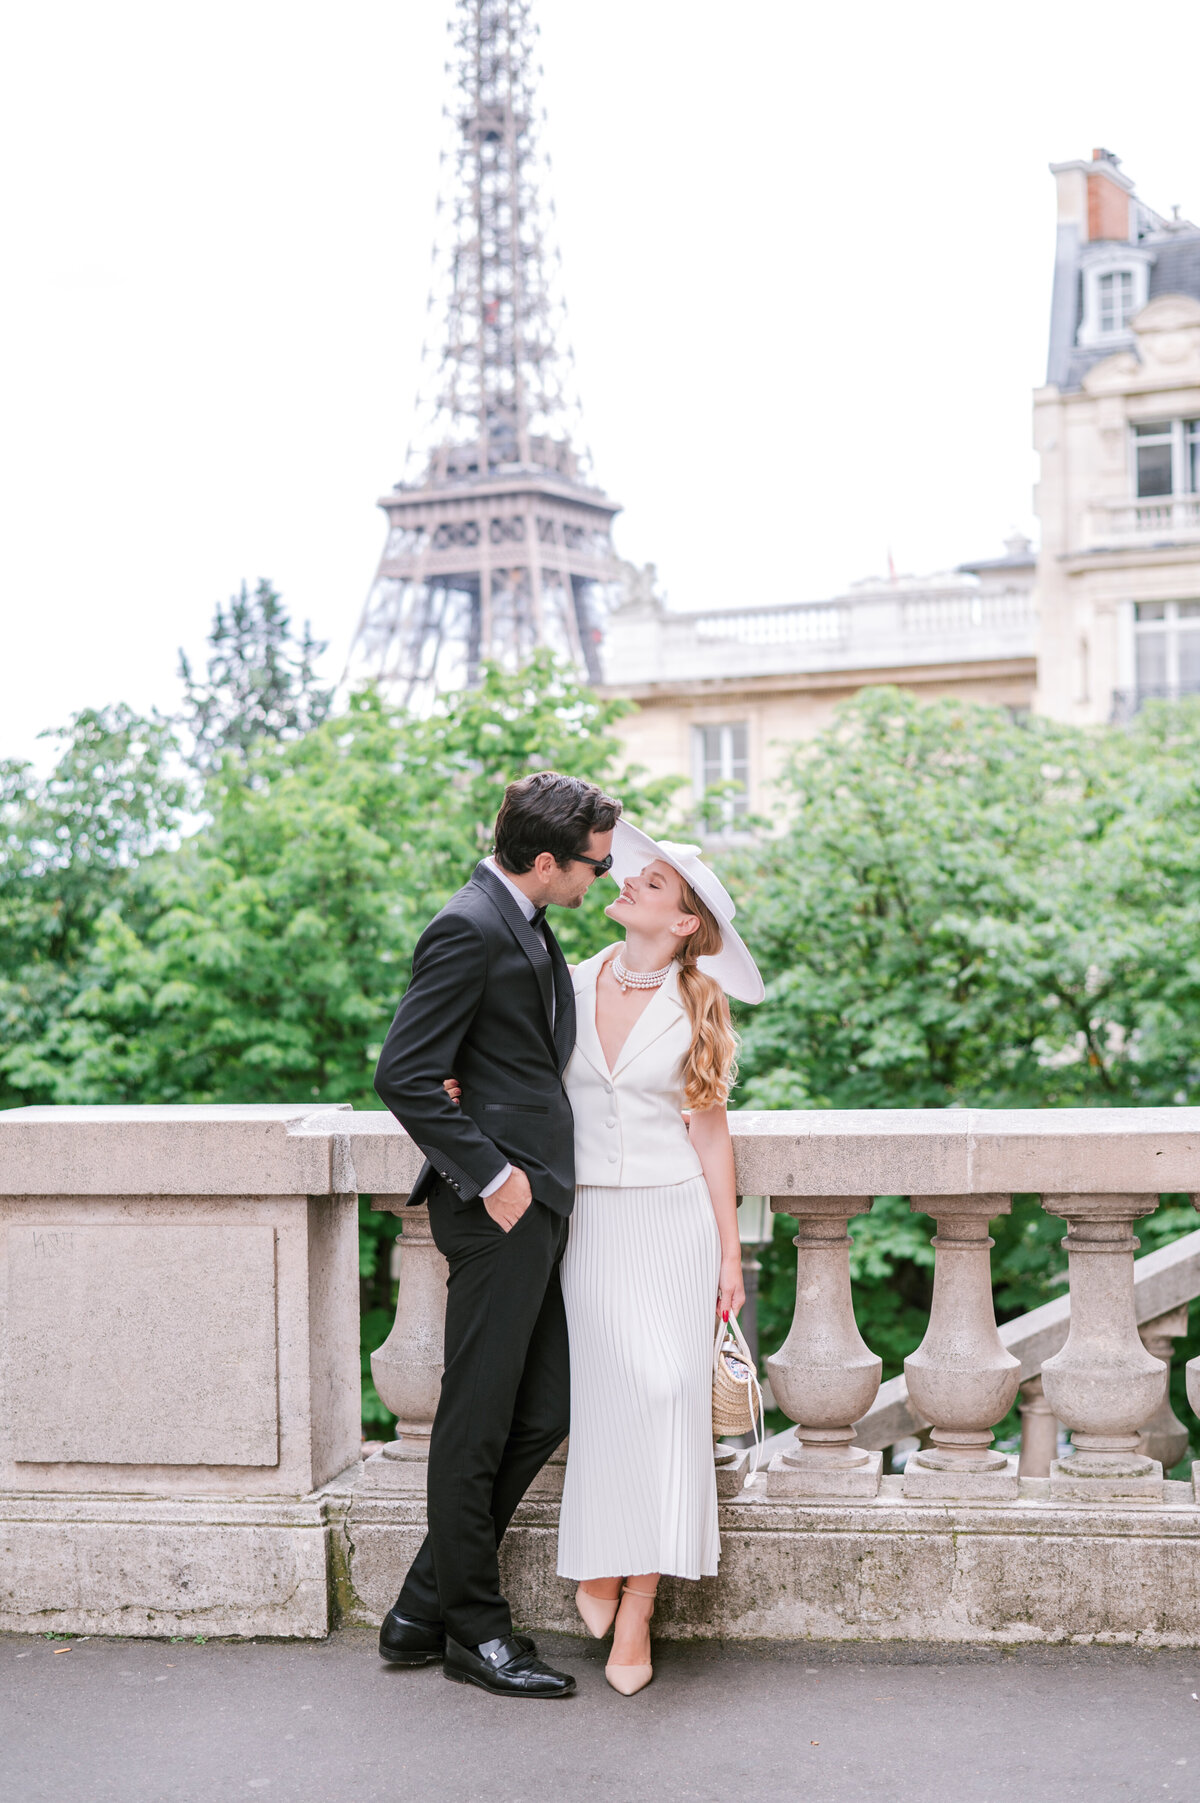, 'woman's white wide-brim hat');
608,820,765,1004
